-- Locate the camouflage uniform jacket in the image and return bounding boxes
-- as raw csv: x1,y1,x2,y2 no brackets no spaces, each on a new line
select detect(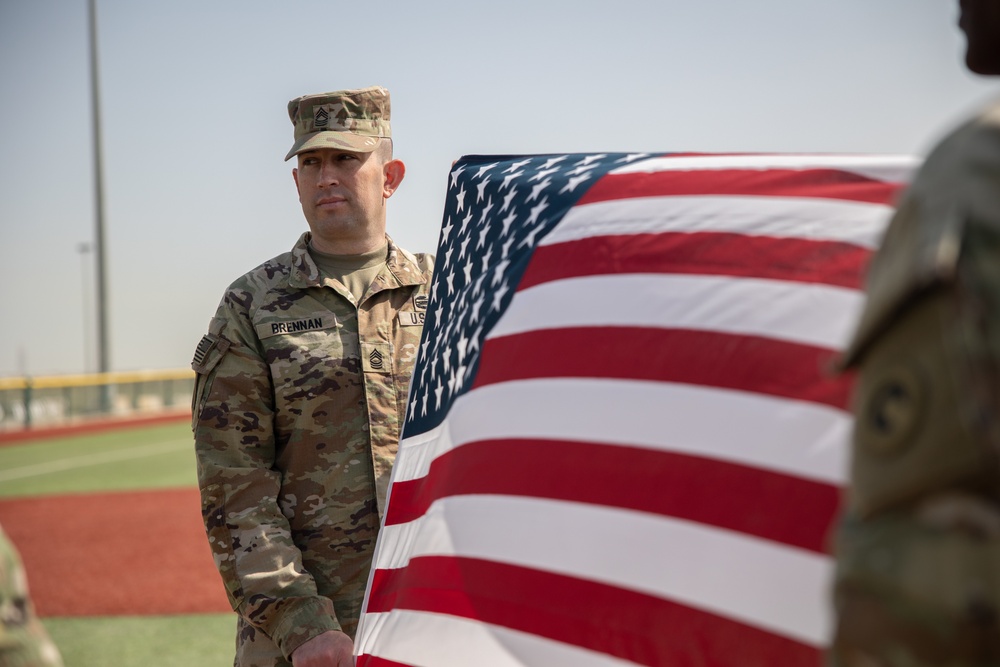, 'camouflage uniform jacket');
0,525,63,667
830,100,1000,665
192,232,433,661
842,99,1000,374
838,99,1000,516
